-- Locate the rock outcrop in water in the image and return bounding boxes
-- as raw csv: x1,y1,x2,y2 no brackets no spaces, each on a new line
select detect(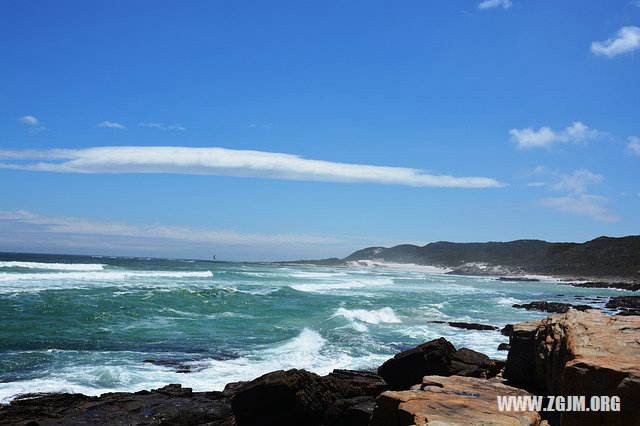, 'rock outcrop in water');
377,338,504,390
512,300,592,314
231,369,387,426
